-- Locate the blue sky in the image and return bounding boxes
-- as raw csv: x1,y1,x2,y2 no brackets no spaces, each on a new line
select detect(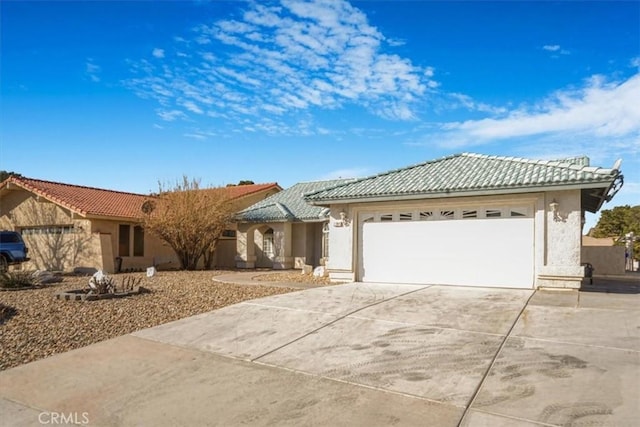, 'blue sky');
1,0,638,229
